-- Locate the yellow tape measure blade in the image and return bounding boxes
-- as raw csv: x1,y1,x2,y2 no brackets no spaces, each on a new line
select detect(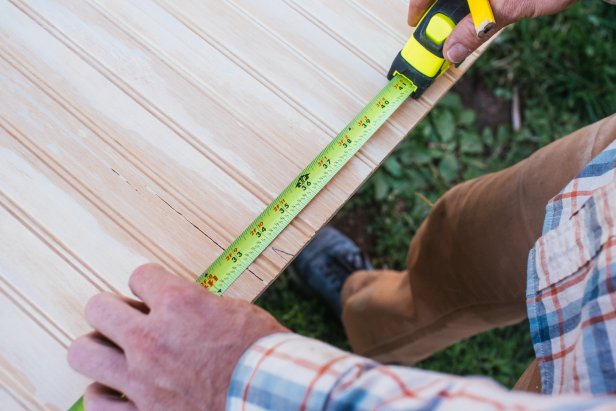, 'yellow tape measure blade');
198,74,415,295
